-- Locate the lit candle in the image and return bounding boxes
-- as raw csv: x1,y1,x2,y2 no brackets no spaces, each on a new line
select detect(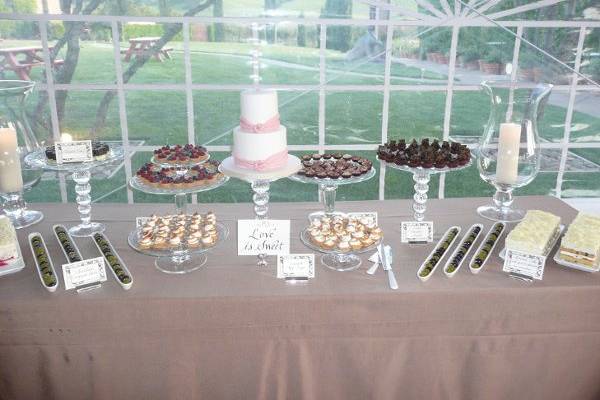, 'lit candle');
60,132,73,143
496,122,521,185
0,126,24,193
